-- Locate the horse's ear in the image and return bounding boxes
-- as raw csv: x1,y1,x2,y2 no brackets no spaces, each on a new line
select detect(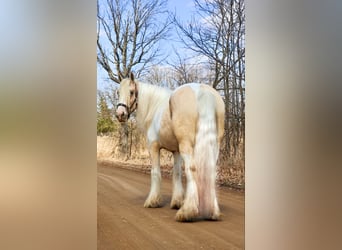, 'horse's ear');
118,74,122,83
130,72,135,82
